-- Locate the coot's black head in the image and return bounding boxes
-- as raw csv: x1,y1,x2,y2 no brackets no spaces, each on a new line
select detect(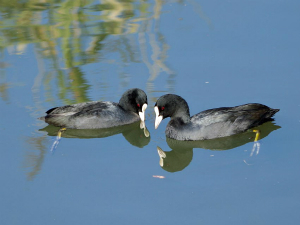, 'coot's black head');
154,94,190,129
119,88,148,121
